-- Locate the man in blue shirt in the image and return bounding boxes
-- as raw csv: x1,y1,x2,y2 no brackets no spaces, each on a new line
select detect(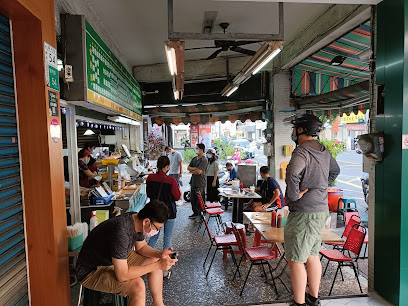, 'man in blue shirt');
225,162,238,184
